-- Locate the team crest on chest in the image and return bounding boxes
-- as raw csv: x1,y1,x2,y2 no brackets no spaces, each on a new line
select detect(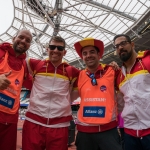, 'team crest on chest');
15,79,20,86
100,85,107,92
